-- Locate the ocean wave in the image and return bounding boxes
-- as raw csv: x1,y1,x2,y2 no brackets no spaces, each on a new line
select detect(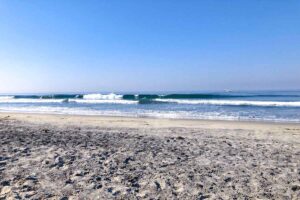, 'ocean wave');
1,107,299,123
124,93,300,100
154,99,300,107
1,97,300,107
13,94,82,99
69,99,137,104
3,92,300,101
1,92,300,107
0,98,137,104
0,98,66,103
83,93,123,100
0,96,14,100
